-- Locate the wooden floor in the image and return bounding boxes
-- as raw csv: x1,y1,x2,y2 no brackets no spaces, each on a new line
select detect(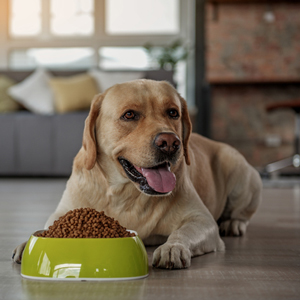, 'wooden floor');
1,178,300,300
